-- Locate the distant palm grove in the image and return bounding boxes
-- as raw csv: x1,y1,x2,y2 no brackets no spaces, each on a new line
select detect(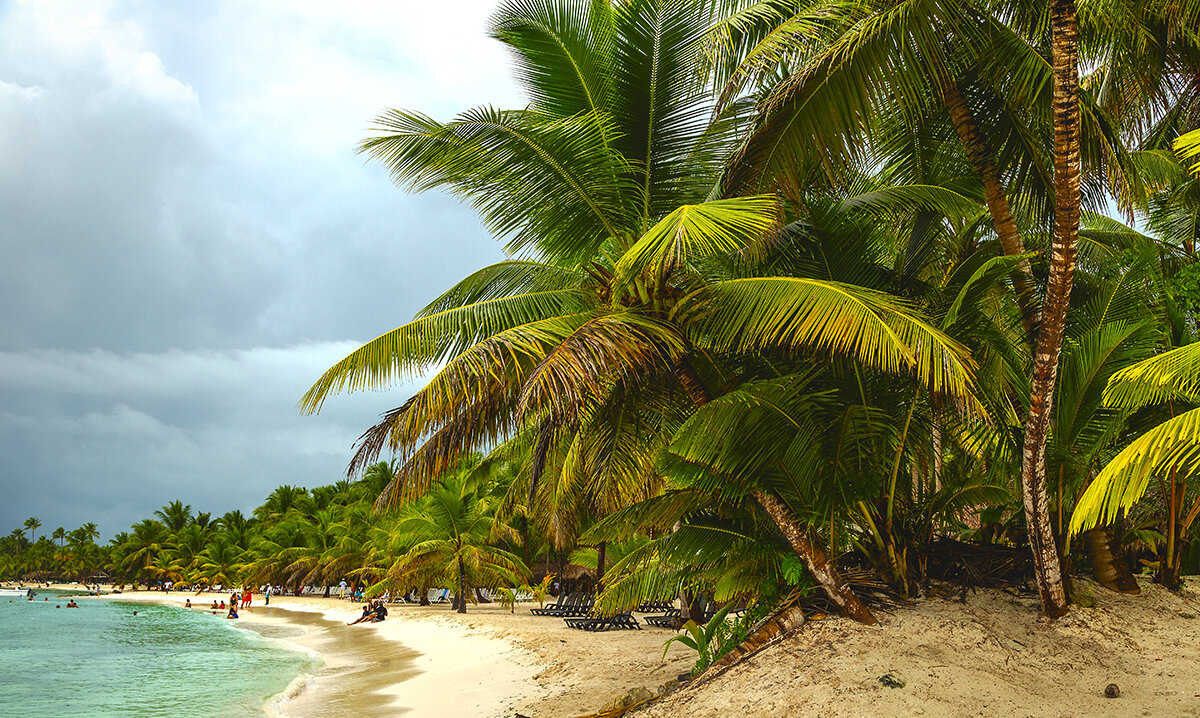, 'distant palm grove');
9,0,1200,625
